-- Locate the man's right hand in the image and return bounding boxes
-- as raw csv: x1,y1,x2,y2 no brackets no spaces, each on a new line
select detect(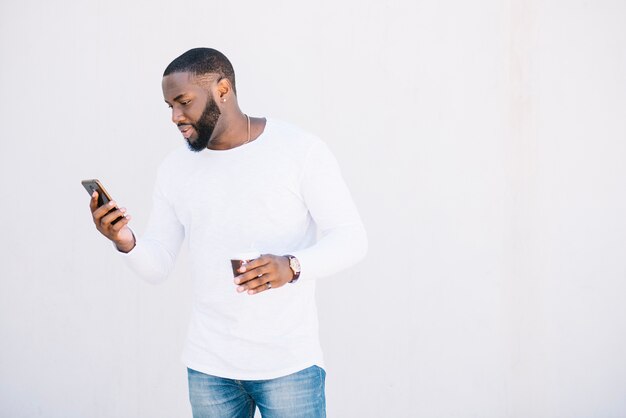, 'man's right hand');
90,191,136,253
